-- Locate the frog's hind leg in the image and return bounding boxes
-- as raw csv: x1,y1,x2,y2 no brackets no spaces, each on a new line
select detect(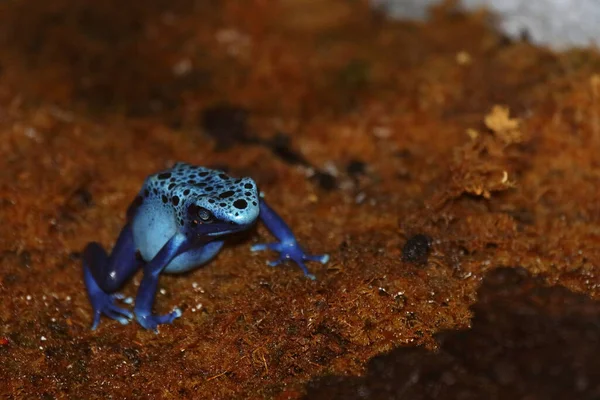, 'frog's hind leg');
83,223,141,329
